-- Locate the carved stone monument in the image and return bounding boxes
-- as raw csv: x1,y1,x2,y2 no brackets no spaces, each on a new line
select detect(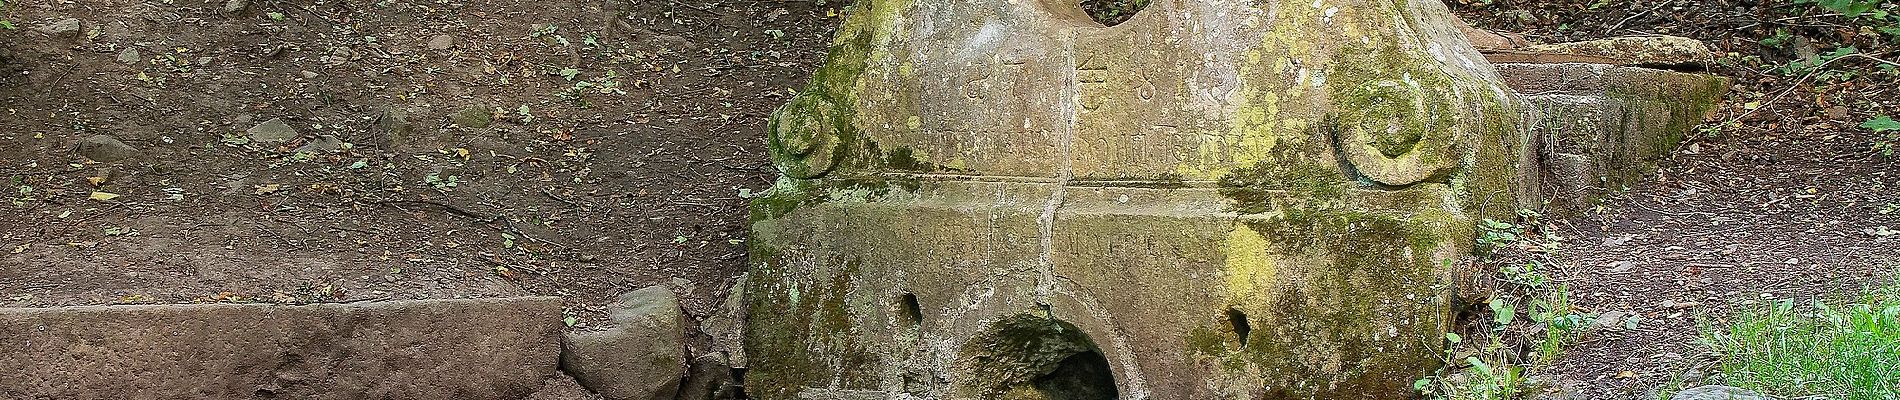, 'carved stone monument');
743,0,1725,399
